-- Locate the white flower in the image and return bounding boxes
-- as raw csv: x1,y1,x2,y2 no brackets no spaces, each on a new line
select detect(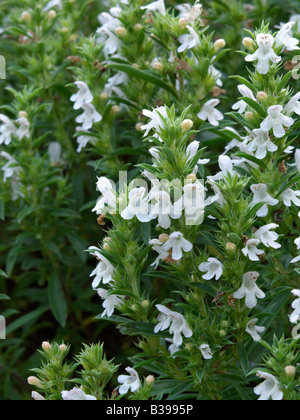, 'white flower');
284,92,300,116
149,238,170,269
141,0,166,15
48,142,62,165
246,318,265,341
199,344,213,360
0,151,20,182
141,106,167,136
154,304,192,347
295,149,300,173
290,15,300,29
70,82,93,110
250,184,279,218
233,272,265,309
176,1,203,24
254,223,281,249
254,372,283,401
186,140,210,167
173,181,205,225
242,239,264,261
275,22,300,51
148,189,180,229
75,128,96,153
232,85,256,114
245,34,281,74
199,258,224,280
121,187,153,223
61,388,97,401
104,72,129,97
208,155,238,182
162,232,193,261
96,12,122,56
281,188,300,207
16,117,30,140
166,338,180,356
178,25,200,53
31,392,45,401
209,64,223,87
197,99,224,126
75,104,102,130
290,289,300,323
97,289,122,317
88,247,115,288
118,367,141,395
246,129,278,159
0,115,16,145
291,237,300,263
260,105,294,138
205,181,225,207
92,177,117,215
43,0,62,12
